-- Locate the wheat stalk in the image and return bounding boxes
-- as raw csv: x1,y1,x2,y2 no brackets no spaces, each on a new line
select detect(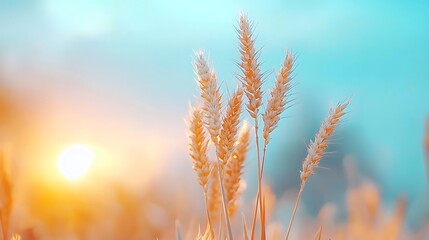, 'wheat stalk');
242,214,250,240
188,106,214,236
194,51,234,239
285,101,349,240
237,13,267,239
252,53,294,238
